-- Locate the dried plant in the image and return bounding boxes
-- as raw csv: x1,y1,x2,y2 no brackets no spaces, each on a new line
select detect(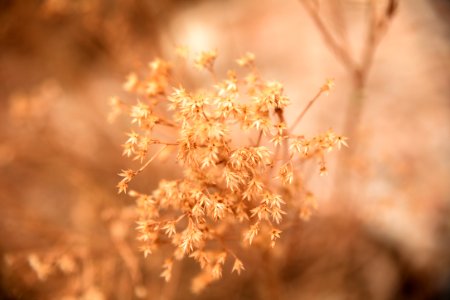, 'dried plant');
113,49,347,292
